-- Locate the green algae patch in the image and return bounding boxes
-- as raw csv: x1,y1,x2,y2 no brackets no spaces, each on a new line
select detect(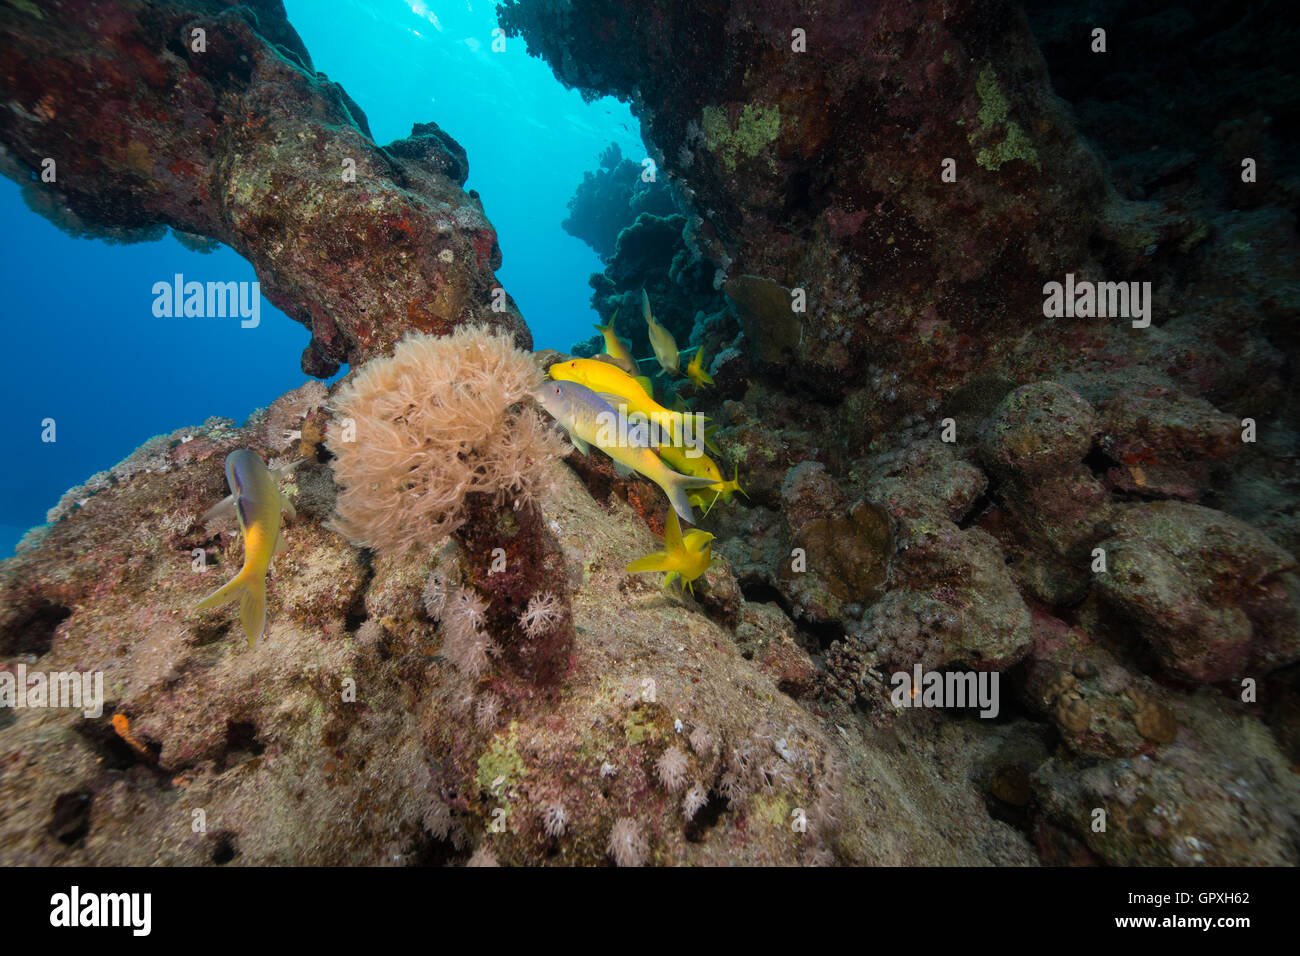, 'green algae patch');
623,705,662,746
477,721,527,792
8,0,44,19
755,792,794,830
702,104,781,173
969,66,1039,172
